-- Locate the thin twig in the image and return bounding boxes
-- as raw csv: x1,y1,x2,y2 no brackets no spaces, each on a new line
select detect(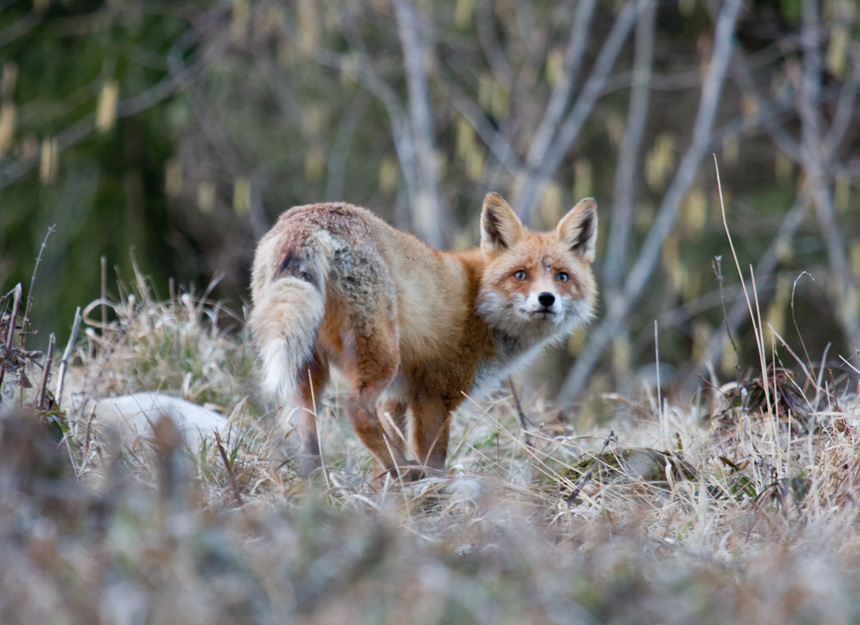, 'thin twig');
567,429,616,505
0,283,23,387
712,255,743,386
747,263,773,418
75,300,138,422
80,402,97,474
215,430,243,507
655,320,665,441
683,195,809,391
508,378,539,430
101,256,108,331
714,153,773,416
20,224,56,349
507,378,539,467
767,323,827,399
37,333,55,410
788,272,817,385
55,306,83,405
